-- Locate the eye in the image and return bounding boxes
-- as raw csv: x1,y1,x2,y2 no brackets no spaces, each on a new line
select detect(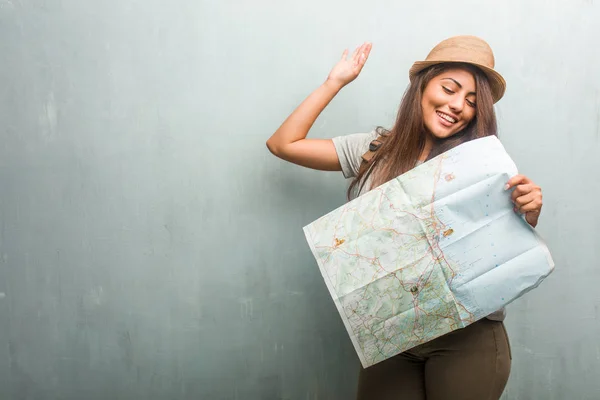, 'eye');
466,99,477,108
442,86,454,94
